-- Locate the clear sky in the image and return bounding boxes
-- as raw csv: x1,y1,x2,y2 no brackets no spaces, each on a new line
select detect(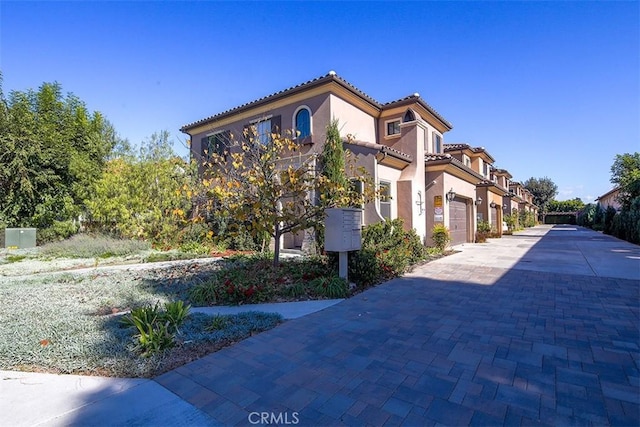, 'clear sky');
1,1,638,203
